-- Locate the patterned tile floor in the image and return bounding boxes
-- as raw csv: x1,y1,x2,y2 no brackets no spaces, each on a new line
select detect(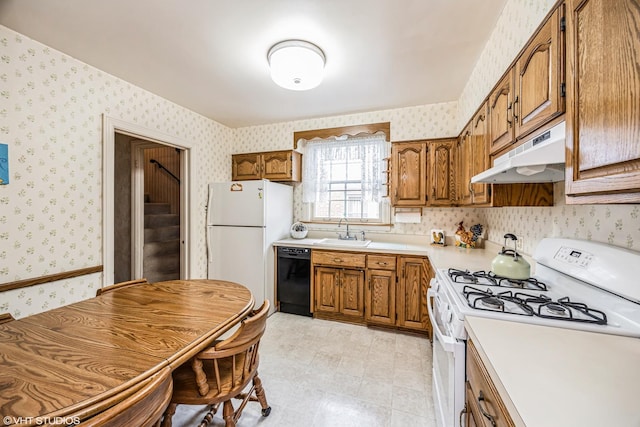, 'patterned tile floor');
171,312,436,427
